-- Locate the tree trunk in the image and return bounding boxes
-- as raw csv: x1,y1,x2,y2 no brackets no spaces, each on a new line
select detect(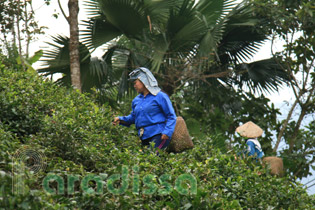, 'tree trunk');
288,107,307,152
273,98,298,153
24,0,30,57
288,84,315,152
68,0,81,92
16,0,25,69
